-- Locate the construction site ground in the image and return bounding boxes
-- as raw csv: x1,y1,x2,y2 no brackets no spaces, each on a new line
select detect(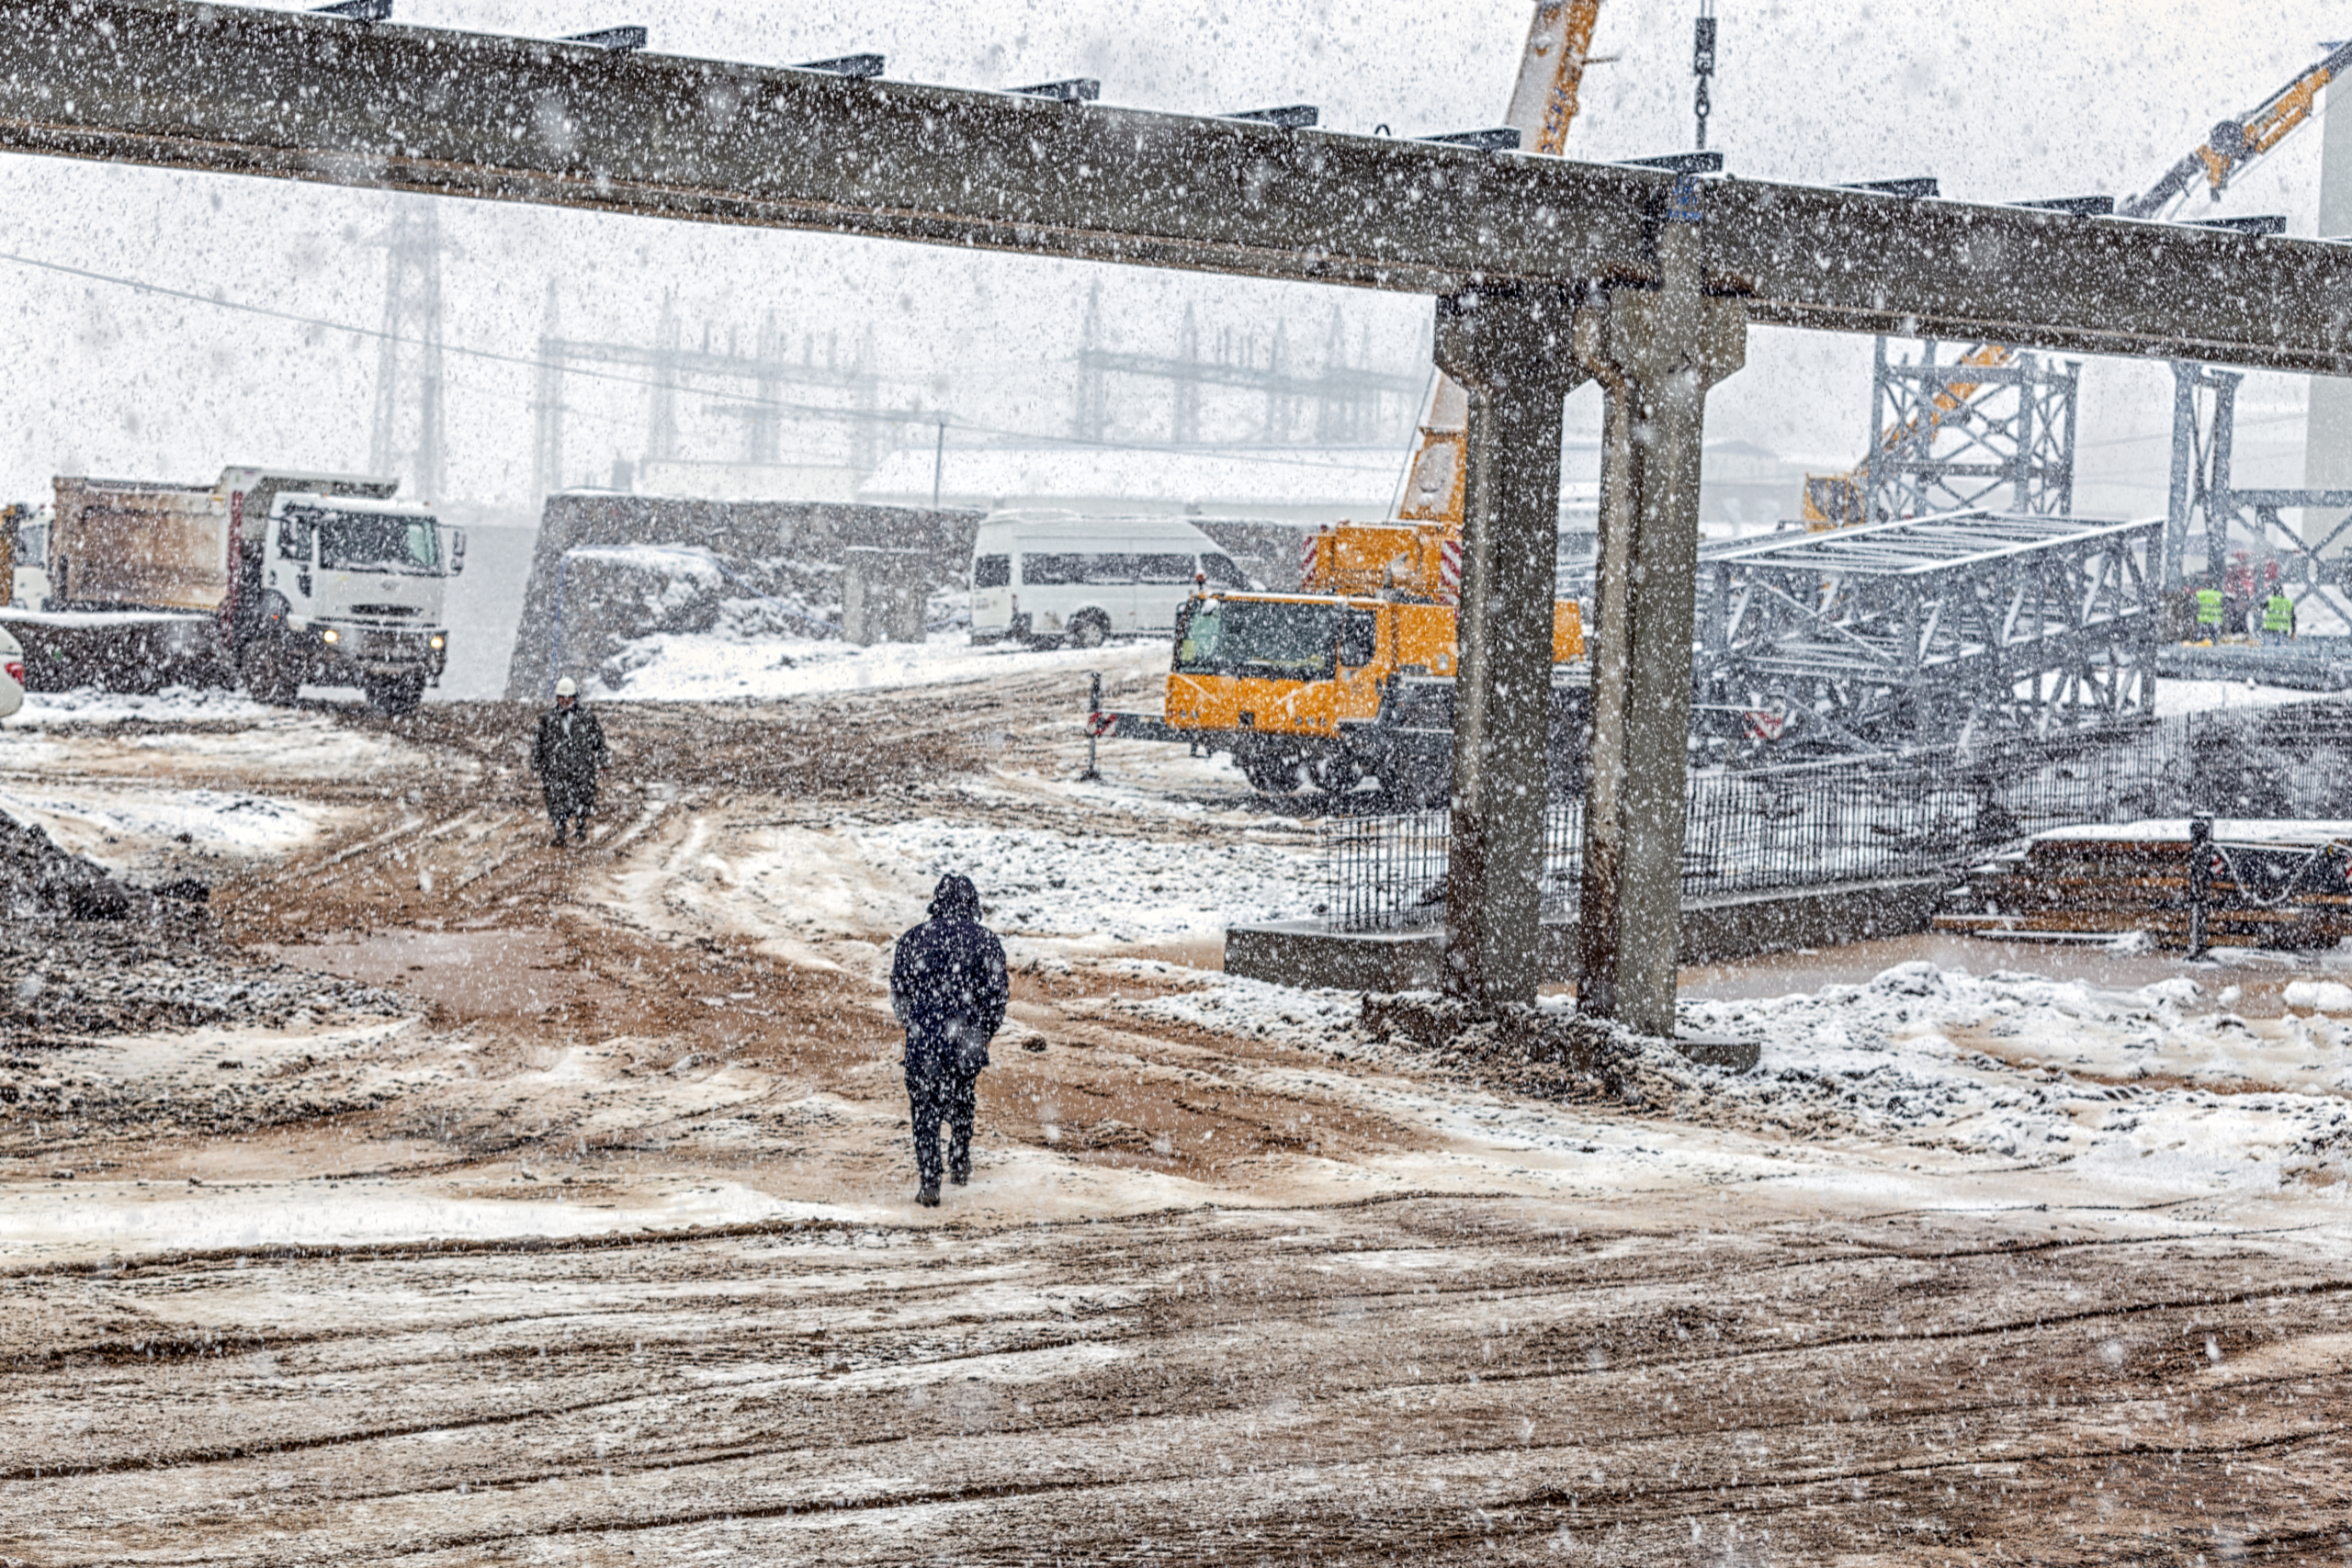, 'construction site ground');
4,649,2352,1565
